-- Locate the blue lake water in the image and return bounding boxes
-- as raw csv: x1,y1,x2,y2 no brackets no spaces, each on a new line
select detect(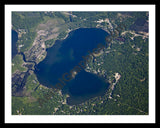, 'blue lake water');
35,28,110,105
12,30,18,59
